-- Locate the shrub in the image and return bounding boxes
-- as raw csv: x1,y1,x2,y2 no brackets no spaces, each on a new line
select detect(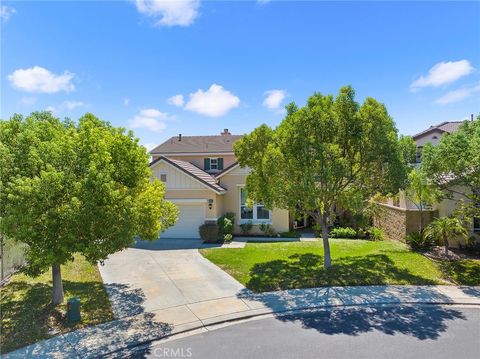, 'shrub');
279,230,301,238
199,223,220,243
240,221,253,235
218,213,235,241
369,227,385,241
260,223,276,237
330,227,357,239
405,231,434,250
